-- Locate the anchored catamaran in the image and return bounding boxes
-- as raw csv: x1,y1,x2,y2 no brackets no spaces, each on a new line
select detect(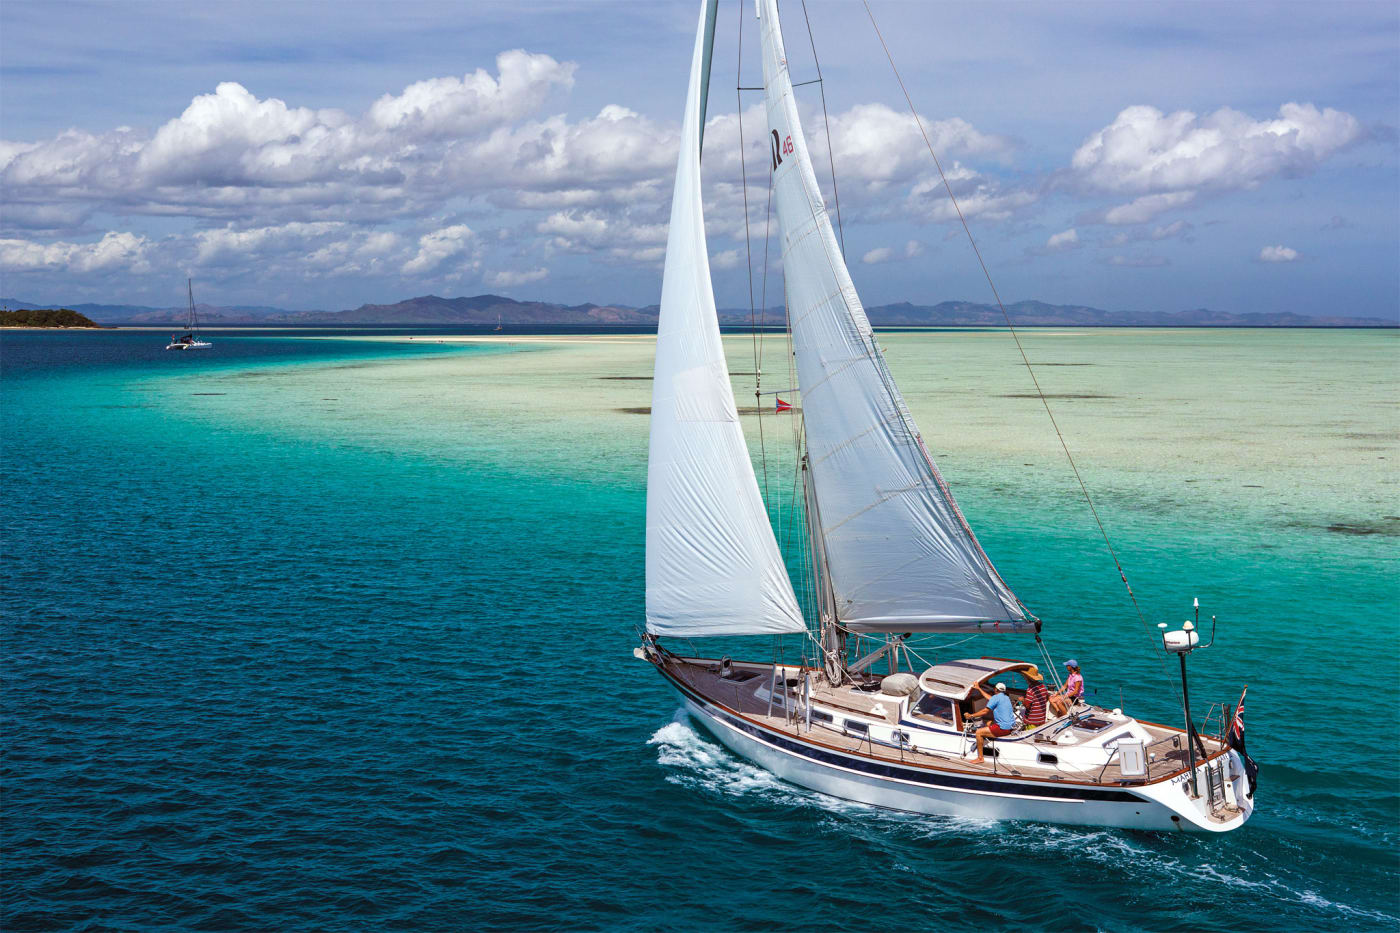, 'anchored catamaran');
636,0,1256,832
165,279,212,351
